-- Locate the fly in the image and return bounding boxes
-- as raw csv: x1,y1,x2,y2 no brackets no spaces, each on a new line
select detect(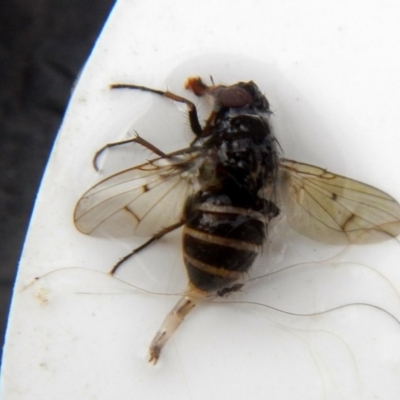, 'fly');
74,76,400,364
